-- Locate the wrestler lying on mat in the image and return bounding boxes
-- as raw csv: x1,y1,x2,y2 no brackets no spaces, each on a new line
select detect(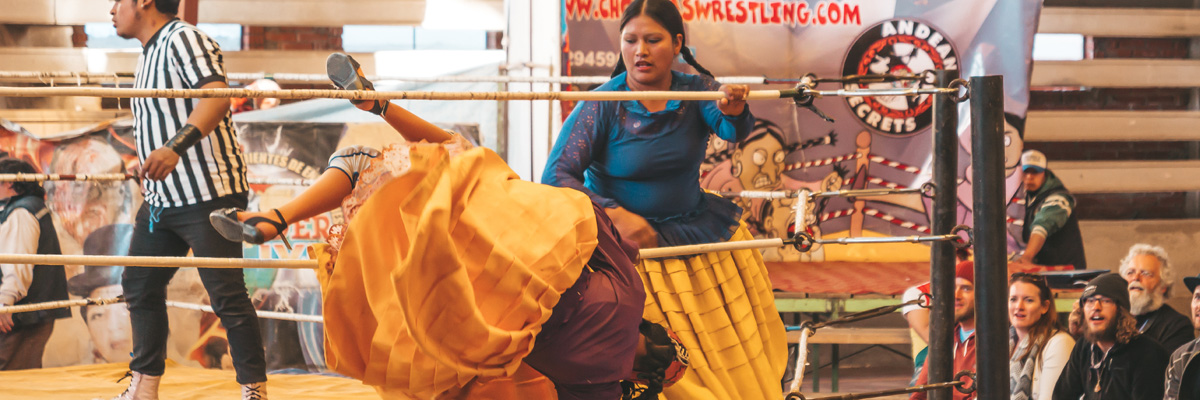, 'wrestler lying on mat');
208,53,686,400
